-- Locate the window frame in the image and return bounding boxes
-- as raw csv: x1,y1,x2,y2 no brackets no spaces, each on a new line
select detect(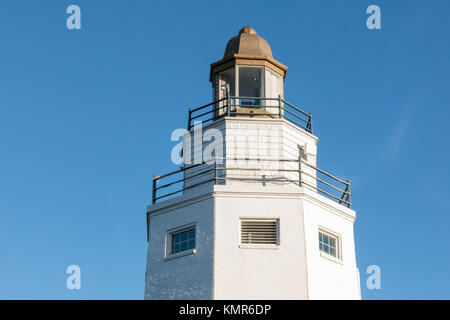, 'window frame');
318,227,342,263
165,223,197,260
